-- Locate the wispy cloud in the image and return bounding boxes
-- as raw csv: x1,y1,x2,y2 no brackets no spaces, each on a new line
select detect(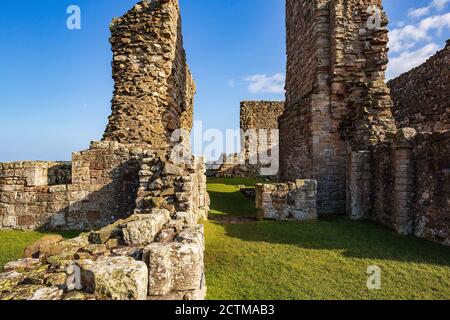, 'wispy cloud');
387,43,439,79
388,0,449,79
389,12,450,52
408,0,450,18
244,73,285,94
